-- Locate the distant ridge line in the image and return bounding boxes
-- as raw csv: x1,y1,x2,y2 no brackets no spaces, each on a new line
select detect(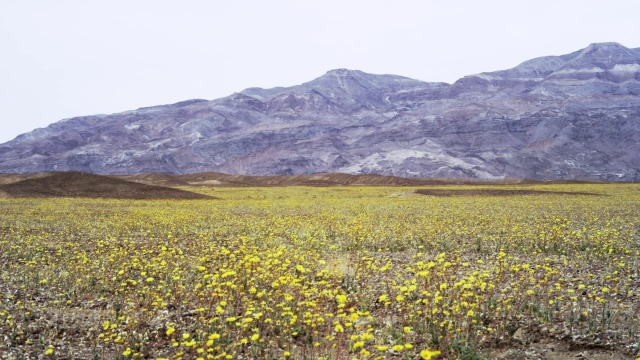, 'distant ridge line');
0,171,612,189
